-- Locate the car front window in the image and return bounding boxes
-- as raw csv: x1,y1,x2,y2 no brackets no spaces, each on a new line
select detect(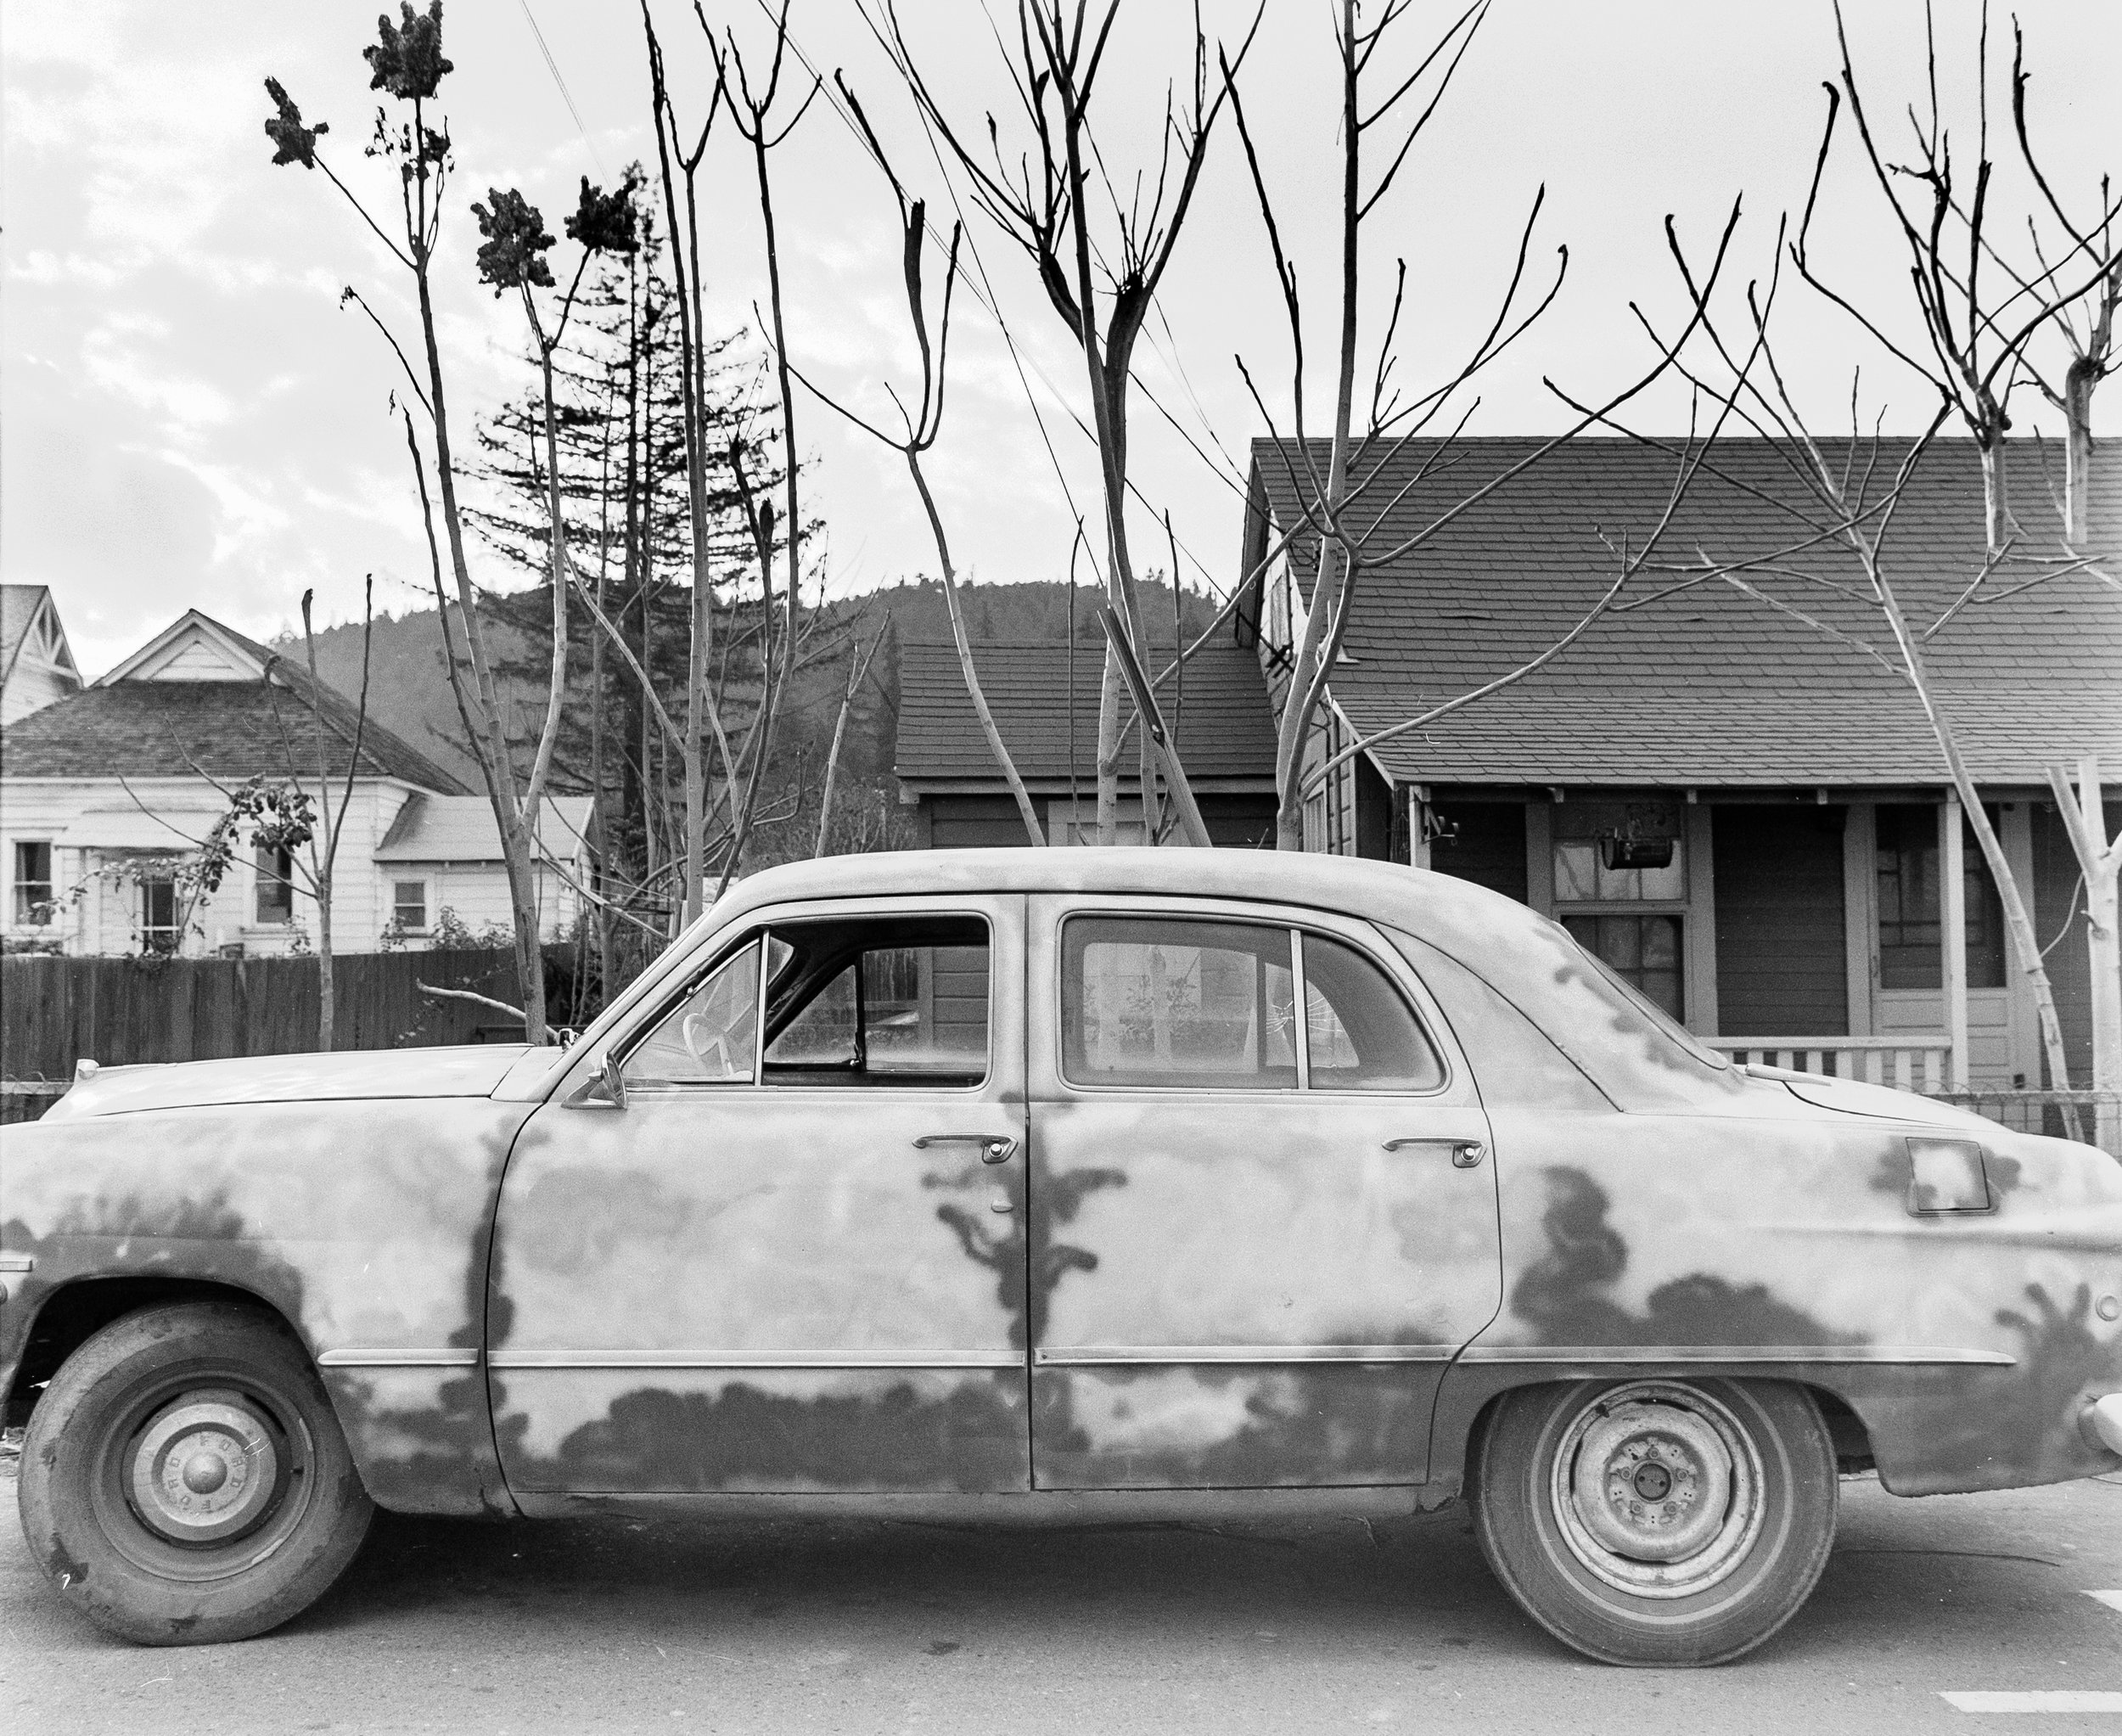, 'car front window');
624,939,762,1087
